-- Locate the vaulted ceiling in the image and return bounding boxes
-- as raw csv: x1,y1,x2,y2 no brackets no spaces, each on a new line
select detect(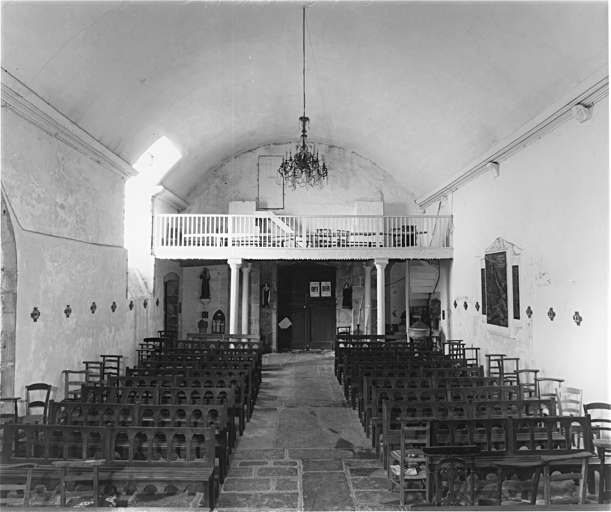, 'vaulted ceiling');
2,1,608,201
